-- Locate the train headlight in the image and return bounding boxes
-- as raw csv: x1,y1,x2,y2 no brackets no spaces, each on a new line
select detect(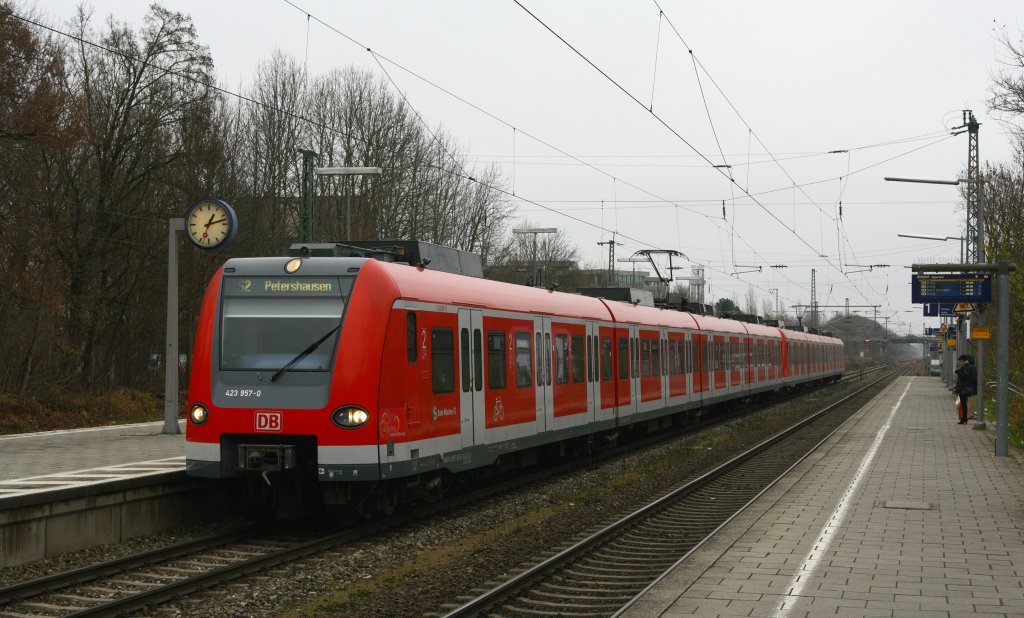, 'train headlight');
331,406,369,429
189,403,209,425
